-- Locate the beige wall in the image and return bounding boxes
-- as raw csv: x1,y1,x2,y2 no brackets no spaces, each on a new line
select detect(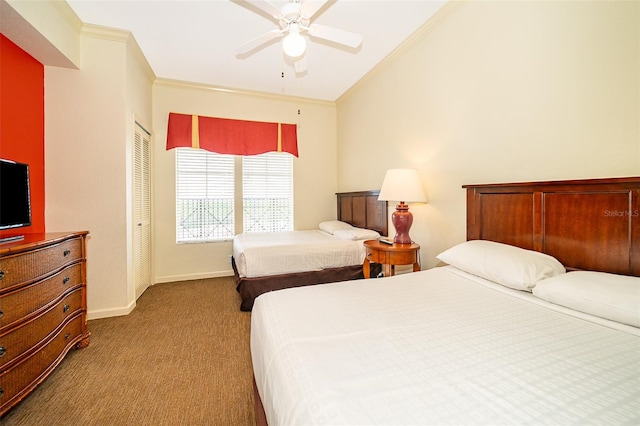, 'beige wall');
337,0,640,268
152,81,338,283
46,26,154,319
125,32,154,304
